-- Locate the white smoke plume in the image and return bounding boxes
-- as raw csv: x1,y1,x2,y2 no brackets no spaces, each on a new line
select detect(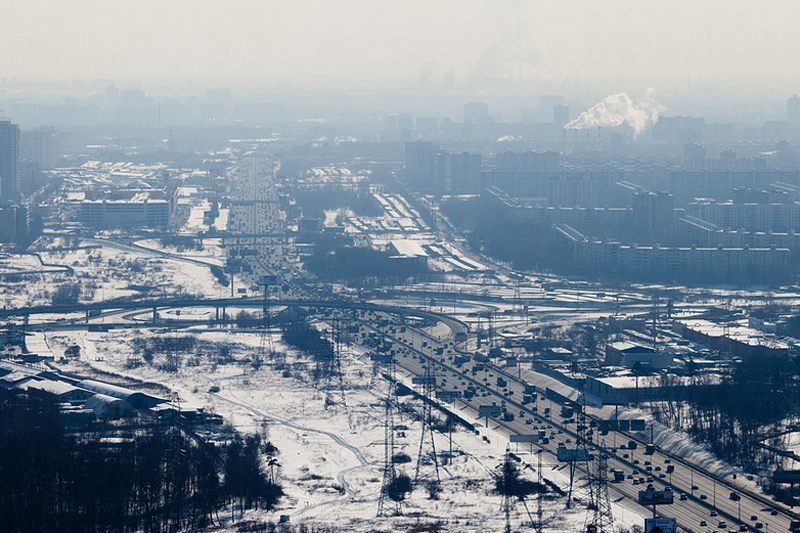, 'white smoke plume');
564,88,665,137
